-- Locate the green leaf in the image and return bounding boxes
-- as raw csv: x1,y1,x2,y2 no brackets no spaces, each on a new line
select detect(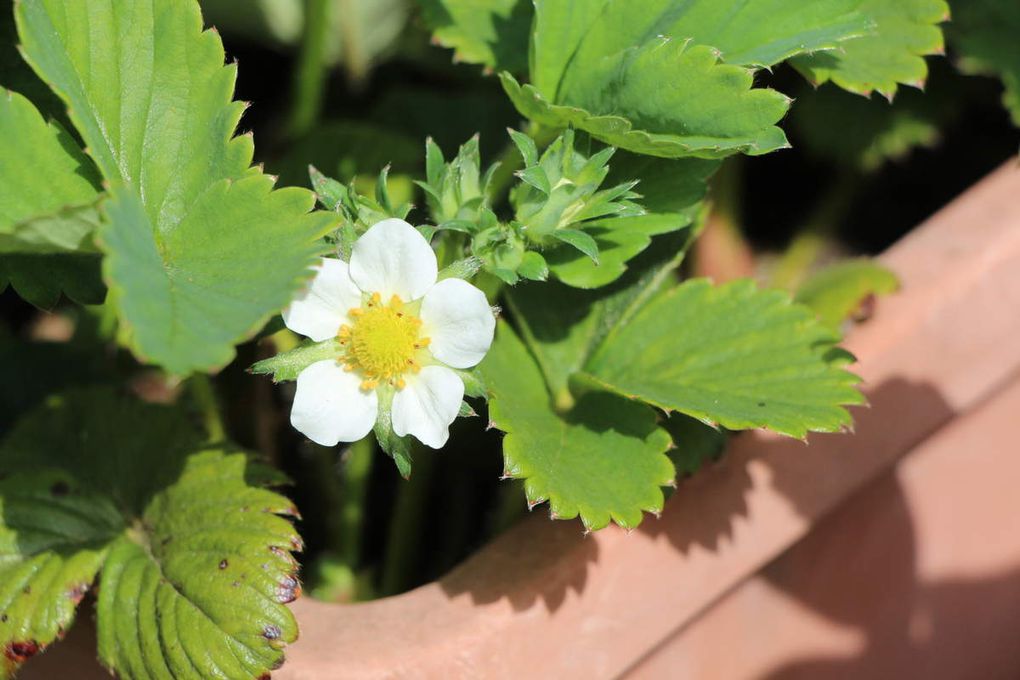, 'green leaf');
0,470,118,678
545,214,688,289
582,279,864,438
500,64,790,161
96,450,300,680
507,230,693,411
552,229,599,263
790,83,953,170
0,255,104,309
543,154,717,288
16,0,335,374
947,0,1020,126
250,338,343,382
506,0,873,159
795,258,900,329
0,89,104,305
419,0,532,74
0,389,301,679
792,0,949,97
0,90,100,244
516,251,549,281
480,322,674,531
